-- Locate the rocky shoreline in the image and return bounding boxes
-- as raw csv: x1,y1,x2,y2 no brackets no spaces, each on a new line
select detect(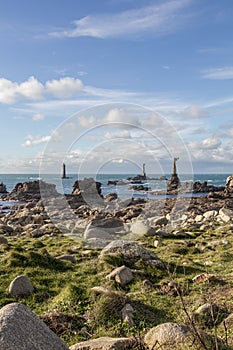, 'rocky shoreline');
1,175,233,349
0,176,233,241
